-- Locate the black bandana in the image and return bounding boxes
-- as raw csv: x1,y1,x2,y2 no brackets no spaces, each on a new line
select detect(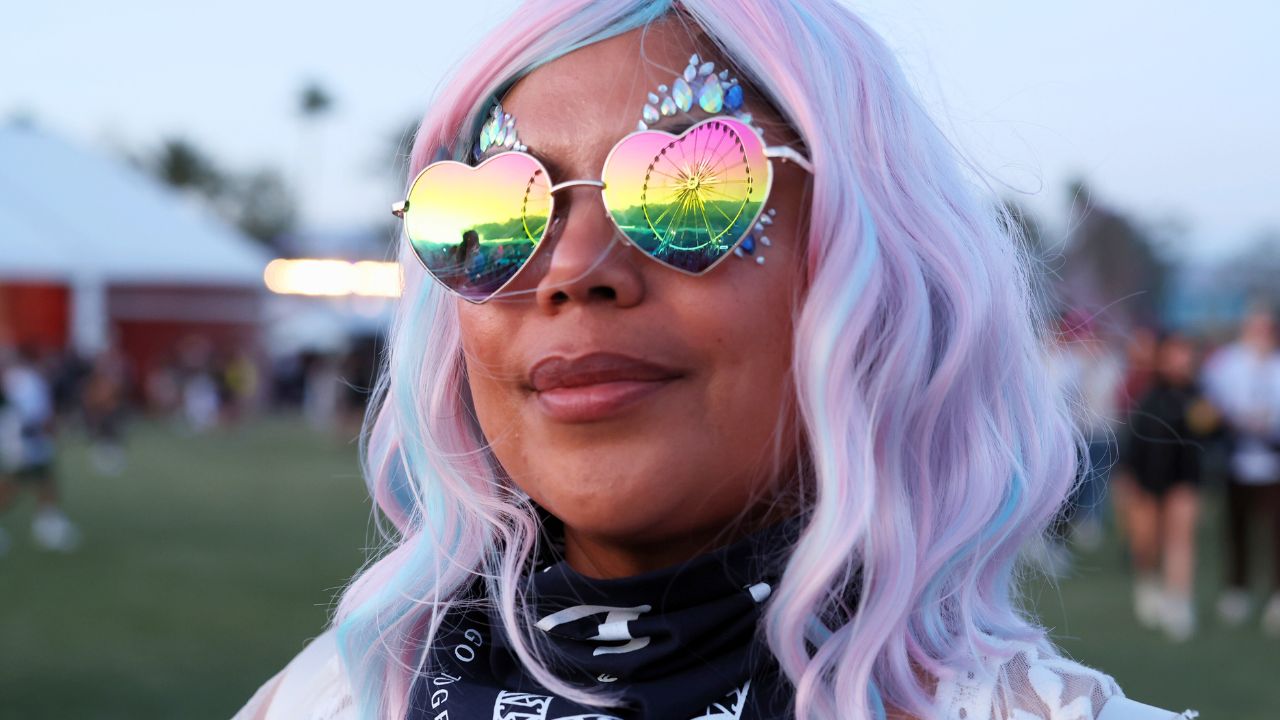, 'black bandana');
408,520,801,719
